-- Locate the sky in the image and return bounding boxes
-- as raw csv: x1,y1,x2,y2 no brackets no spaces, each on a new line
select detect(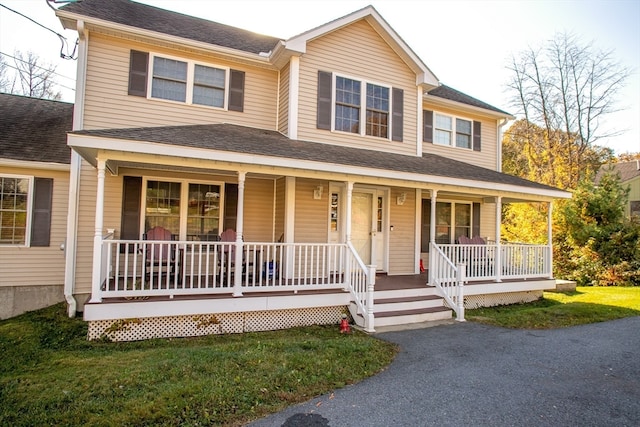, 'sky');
1,0,638,155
